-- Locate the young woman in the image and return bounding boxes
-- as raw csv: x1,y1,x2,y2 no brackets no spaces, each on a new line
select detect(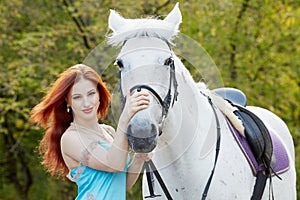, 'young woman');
30,64,151,199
